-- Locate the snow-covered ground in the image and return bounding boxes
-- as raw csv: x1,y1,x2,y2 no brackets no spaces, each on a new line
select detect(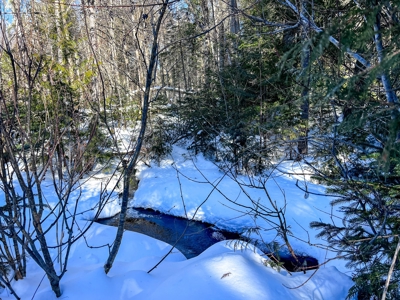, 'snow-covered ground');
133,146,347,271
0,146,354,299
